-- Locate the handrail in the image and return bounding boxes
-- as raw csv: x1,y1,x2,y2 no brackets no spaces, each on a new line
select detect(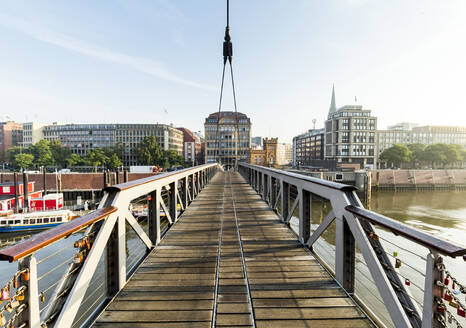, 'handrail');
239,163,357,191
0,163,219,328
104,164,216,192
345,205,466,258
239,163,466,328
0,206,117,262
